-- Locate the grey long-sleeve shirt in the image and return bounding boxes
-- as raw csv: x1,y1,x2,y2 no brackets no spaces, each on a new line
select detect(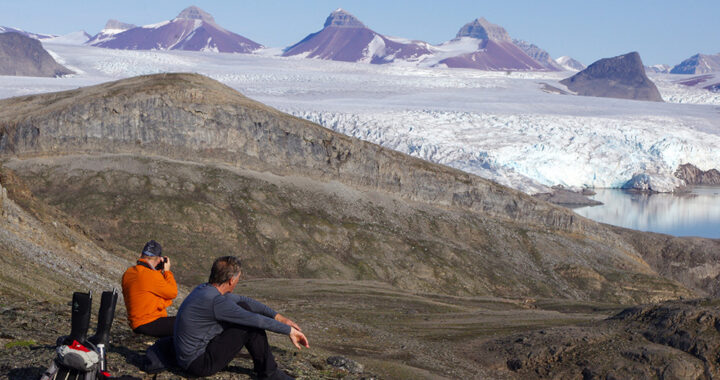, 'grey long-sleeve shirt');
174,283,292,369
